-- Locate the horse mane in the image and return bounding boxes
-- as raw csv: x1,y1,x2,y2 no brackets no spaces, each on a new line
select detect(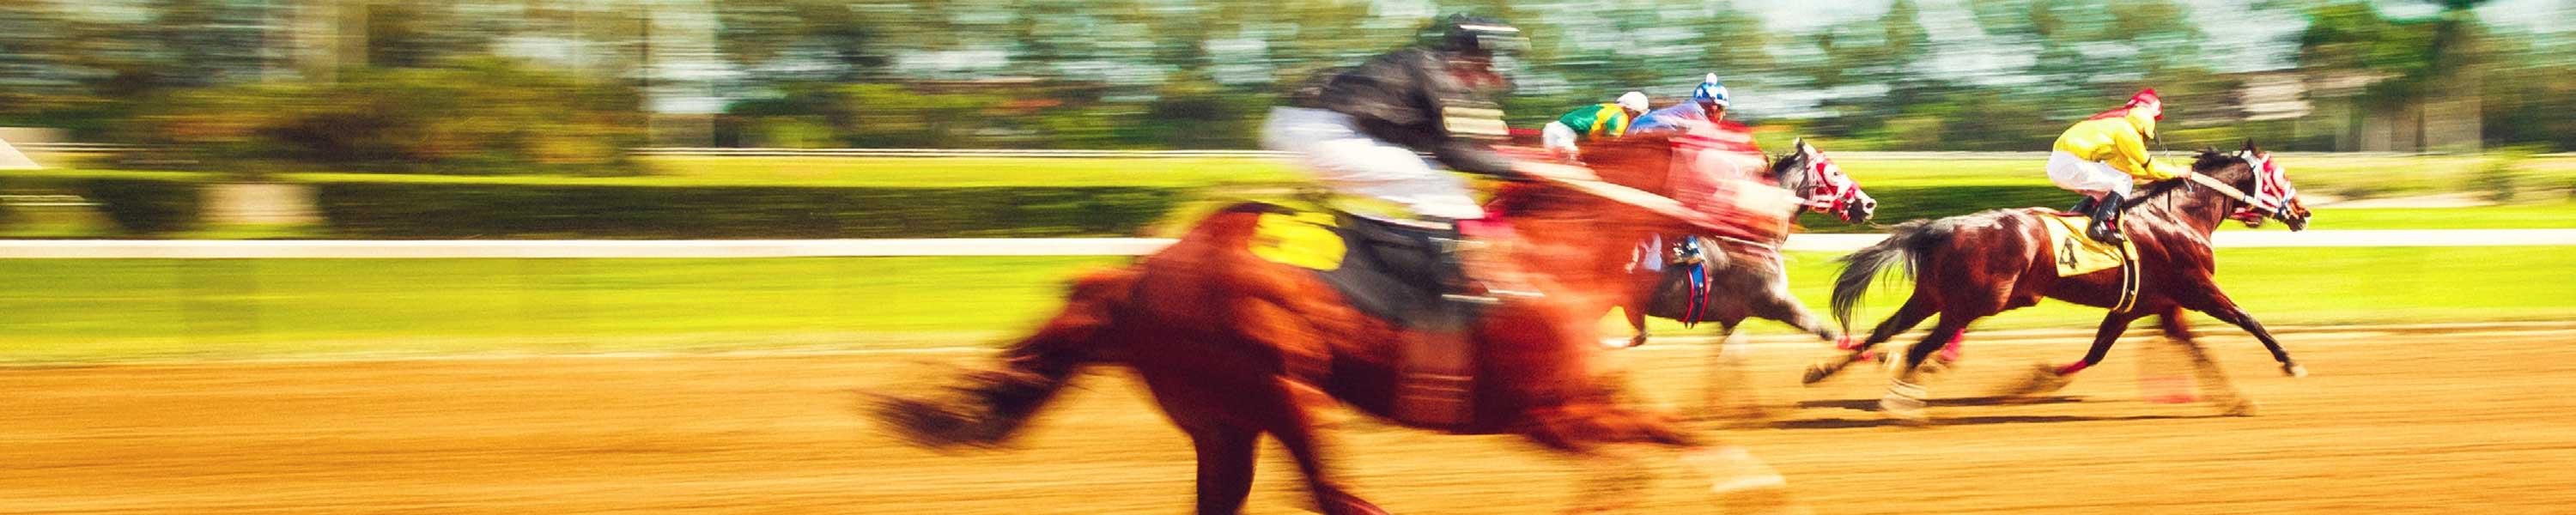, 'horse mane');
2121,148,2249,207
